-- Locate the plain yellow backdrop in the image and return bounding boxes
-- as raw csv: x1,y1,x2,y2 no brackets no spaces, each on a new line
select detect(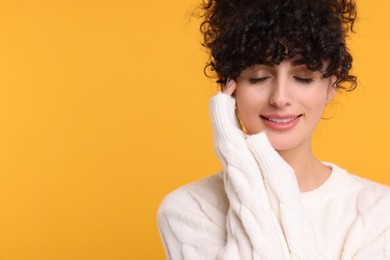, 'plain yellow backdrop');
0,0,388,259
